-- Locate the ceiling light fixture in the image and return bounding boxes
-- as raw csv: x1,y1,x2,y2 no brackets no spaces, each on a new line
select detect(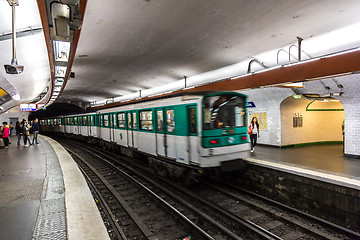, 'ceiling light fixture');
55,66,67,77
53,40,71,62
4,0,24,74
